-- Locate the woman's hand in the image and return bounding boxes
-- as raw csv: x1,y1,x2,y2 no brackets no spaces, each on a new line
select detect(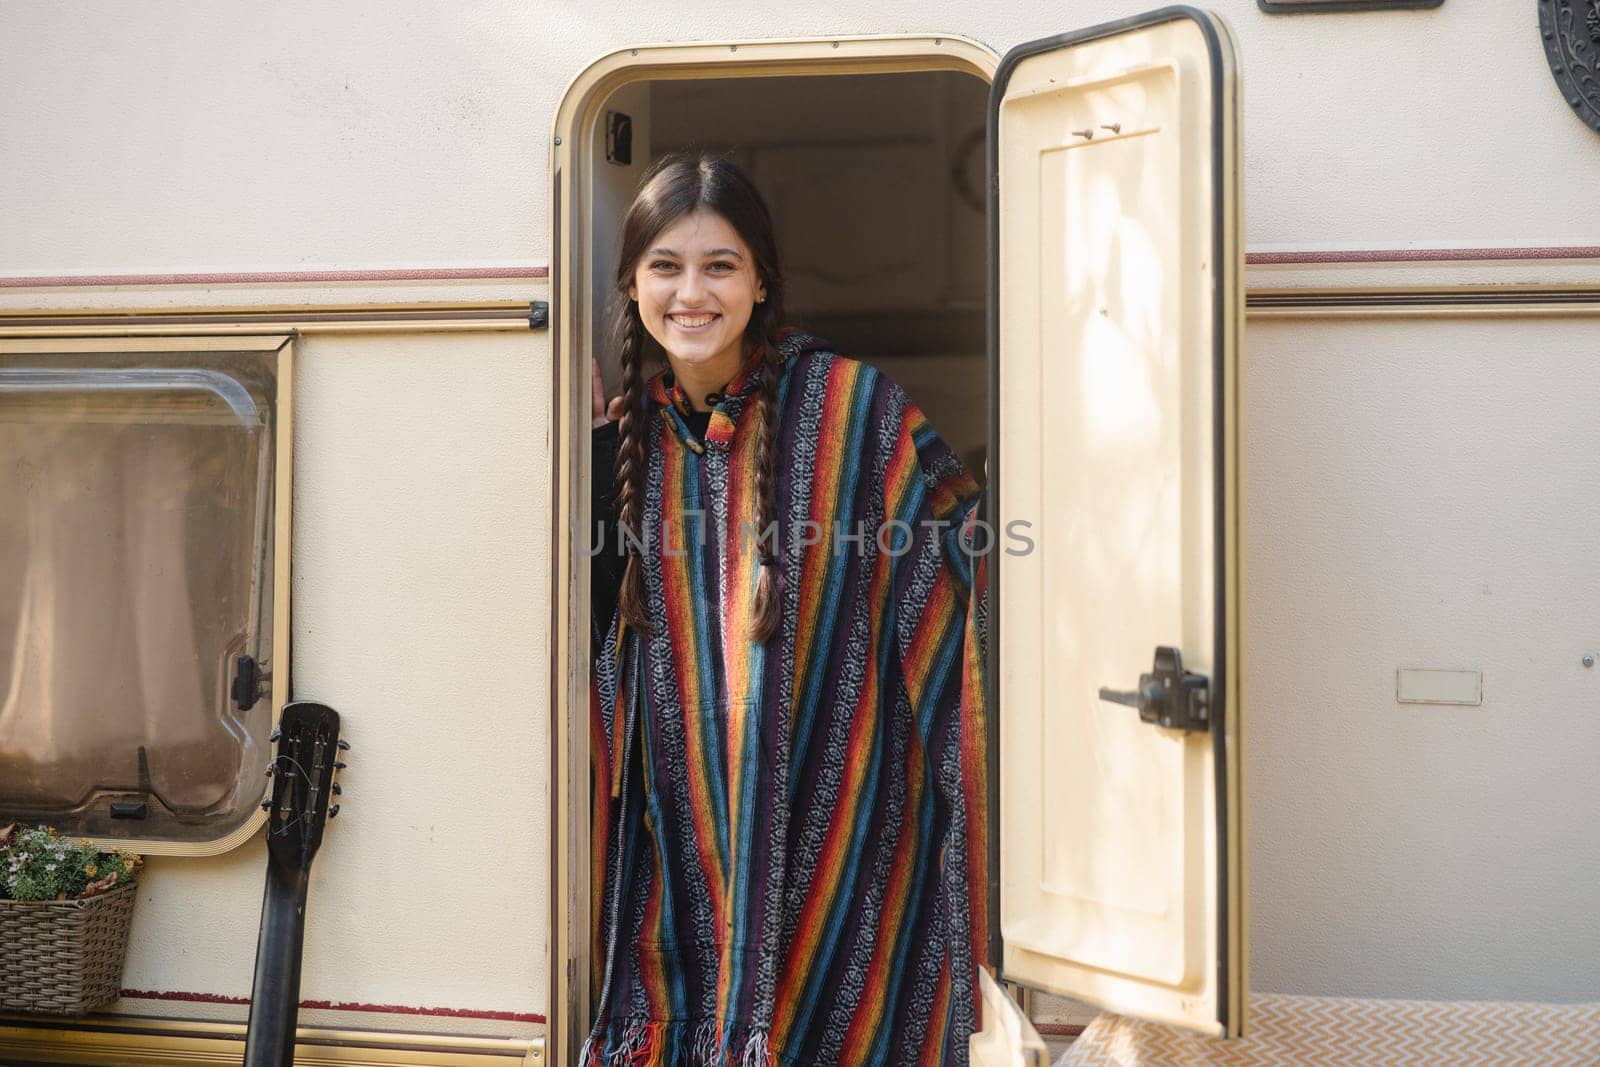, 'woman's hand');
592,358,625,428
